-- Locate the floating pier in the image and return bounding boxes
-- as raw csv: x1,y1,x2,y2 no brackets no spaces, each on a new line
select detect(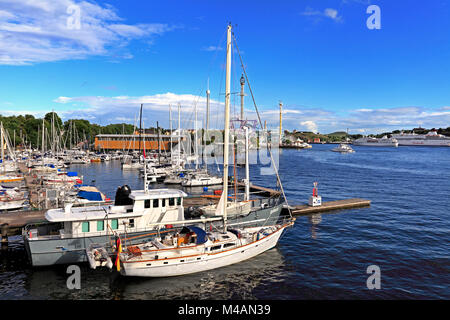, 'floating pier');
287,198,371,216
